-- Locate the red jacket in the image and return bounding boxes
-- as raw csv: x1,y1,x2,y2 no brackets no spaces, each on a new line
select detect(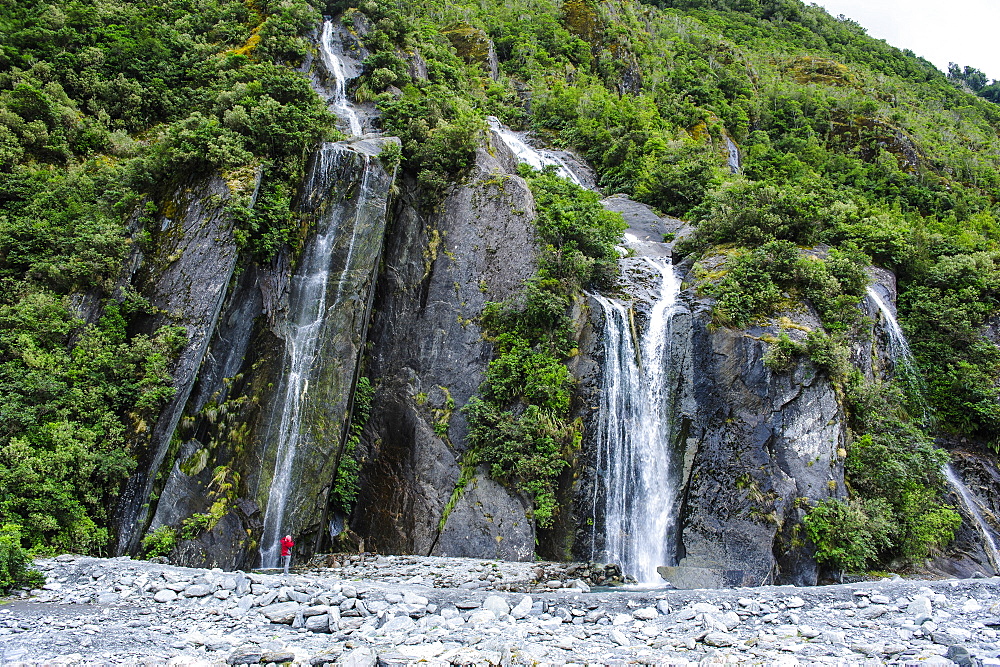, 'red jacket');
280,536,294,557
